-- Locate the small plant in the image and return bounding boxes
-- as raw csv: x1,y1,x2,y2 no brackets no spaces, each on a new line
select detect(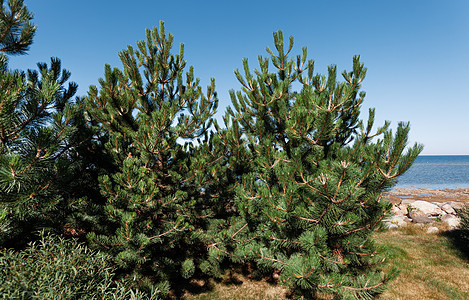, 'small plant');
457,205,469,244
0,231,162,299
406,205,416,216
